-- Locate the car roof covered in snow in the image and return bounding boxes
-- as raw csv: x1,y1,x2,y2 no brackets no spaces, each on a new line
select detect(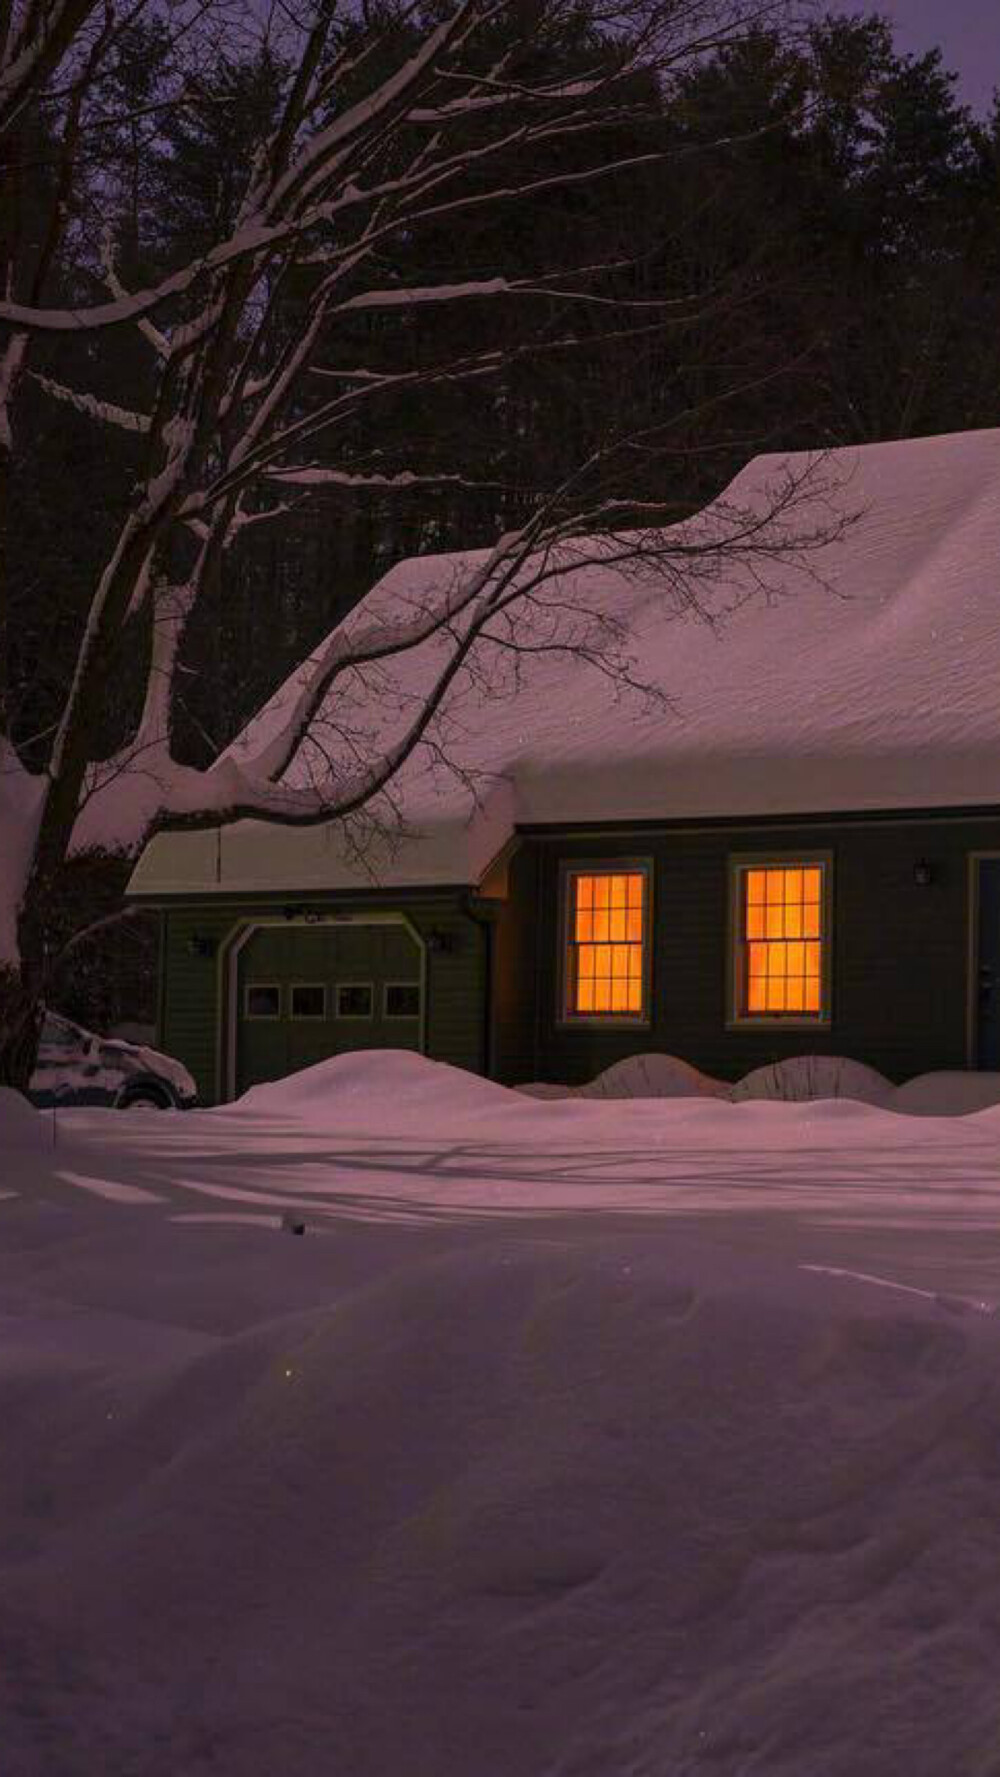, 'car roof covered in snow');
129,425,1000,897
